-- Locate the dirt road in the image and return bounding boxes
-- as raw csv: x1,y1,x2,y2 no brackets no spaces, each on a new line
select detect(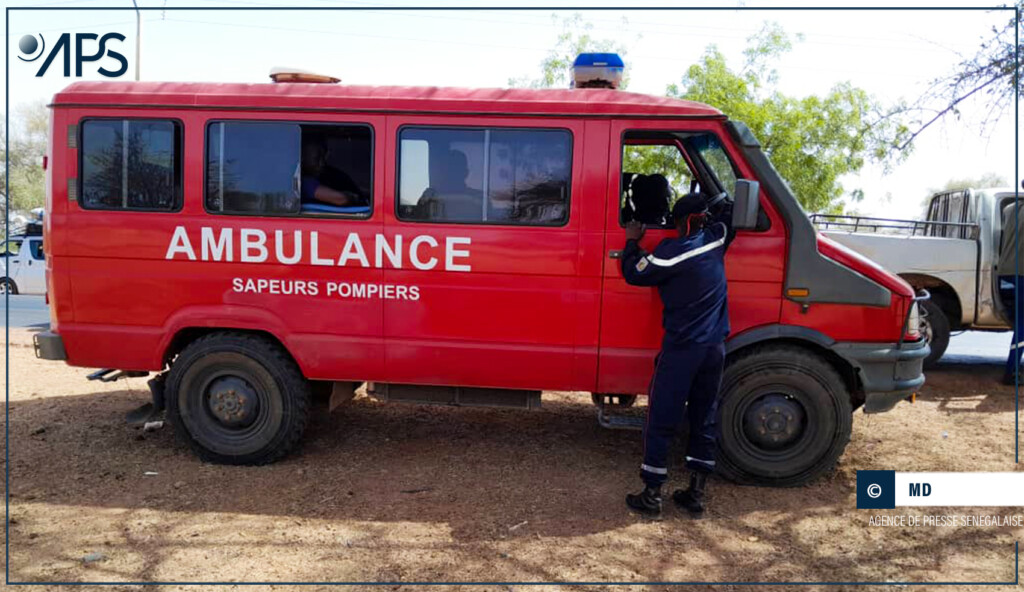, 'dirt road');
3,328,1022,590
